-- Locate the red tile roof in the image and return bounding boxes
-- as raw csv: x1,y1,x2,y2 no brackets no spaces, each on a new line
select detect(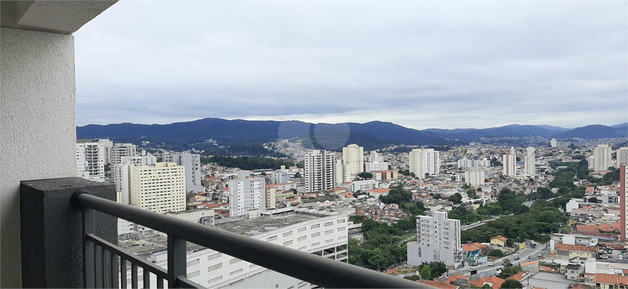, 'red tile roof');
507,272,525,282
417,280,458,289
445,275,469,284
468,277,506,289
491,235,508,242
599,223,616,232
368,188,391,193
462,244,481,252
555,243,597,252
